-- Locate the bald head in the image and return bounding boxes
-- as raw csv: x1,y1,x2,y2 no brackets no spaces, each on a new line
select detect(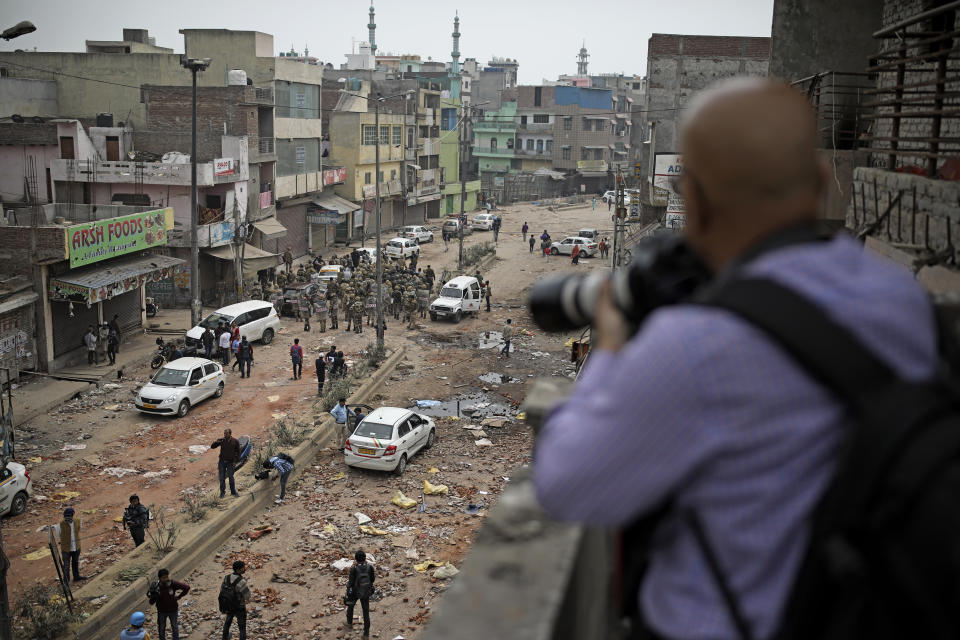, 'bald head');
679,78,825,270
